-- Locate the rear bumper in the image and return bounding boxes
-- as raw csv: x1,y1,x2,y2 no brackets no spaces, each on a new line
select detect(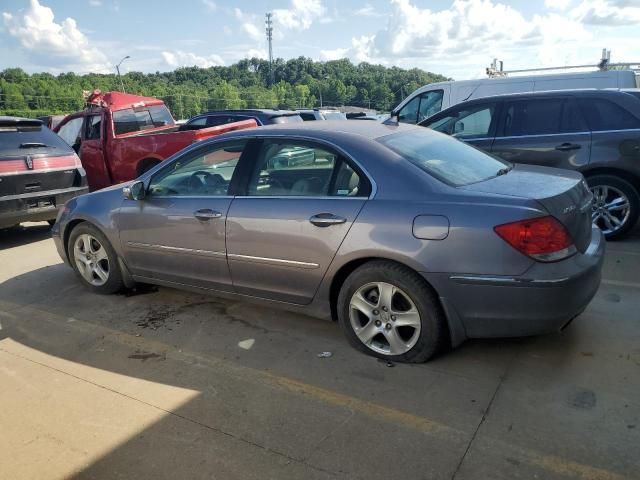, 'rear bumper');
424,226,605,339
0,186,89,228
